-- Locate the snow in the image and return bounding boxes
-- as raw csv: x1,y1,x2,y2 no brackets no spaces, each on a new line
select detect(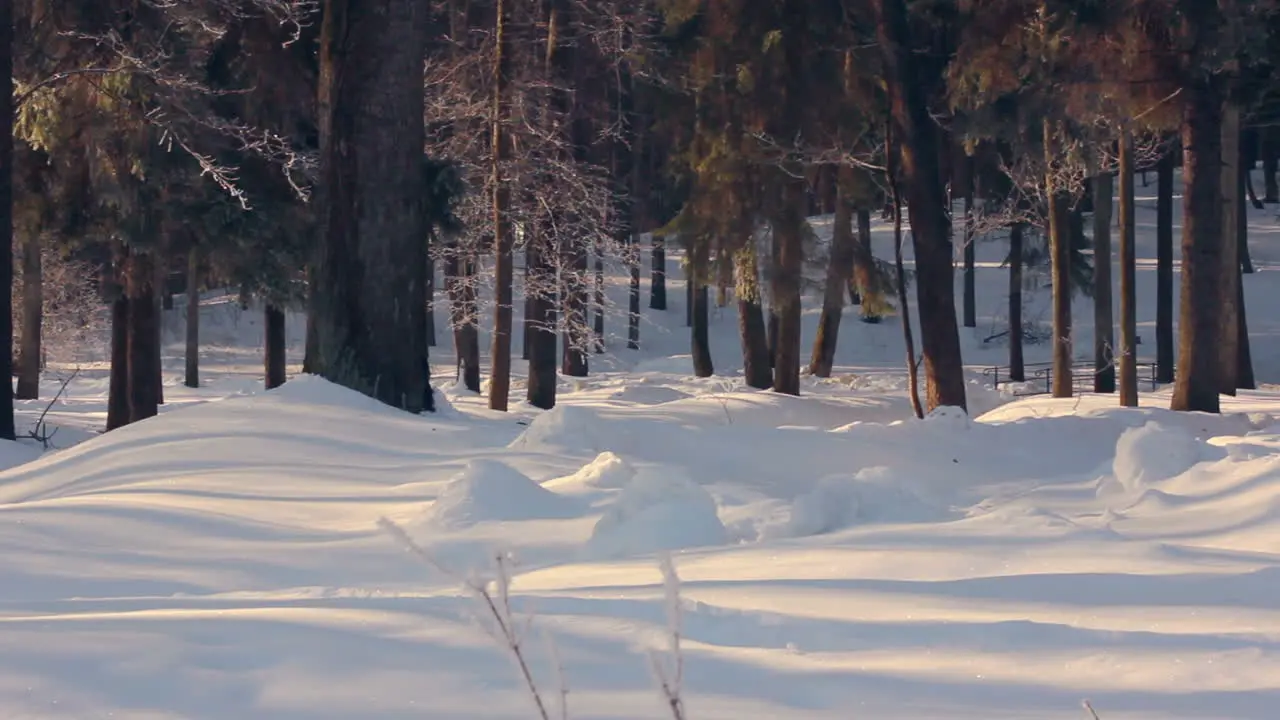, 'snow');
4,174,1280,718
